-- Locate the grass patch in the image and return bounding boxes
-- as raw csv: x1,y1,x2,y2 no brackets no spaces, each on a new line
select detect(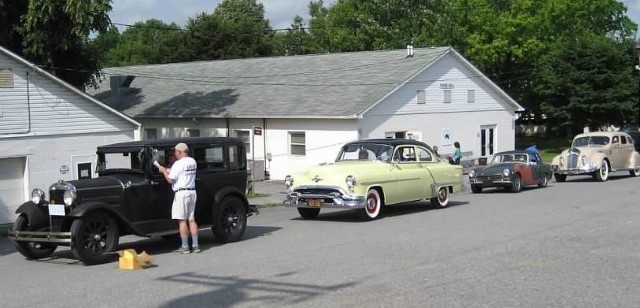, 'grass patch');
516,135,571,163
